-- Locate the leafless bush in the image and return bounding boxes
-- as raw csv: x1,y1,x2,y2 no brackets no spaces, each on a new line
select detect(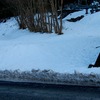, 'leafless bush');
7,0,63,34
49,0,63,34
